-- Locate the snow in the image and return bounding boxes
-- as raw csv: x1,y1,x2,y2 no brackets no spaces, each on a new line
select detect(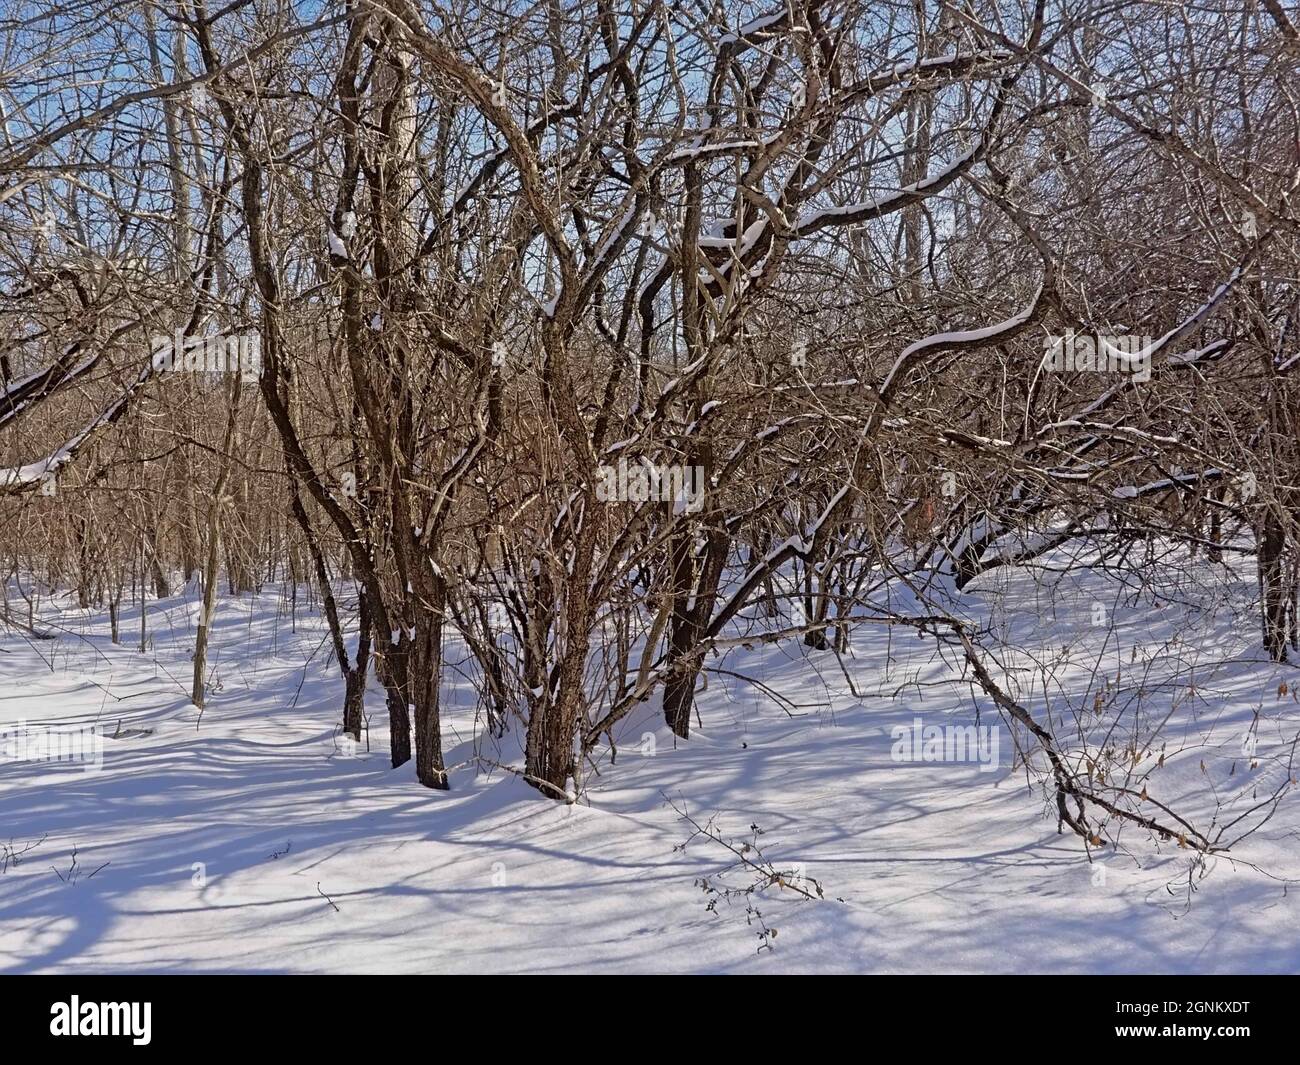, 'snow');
584,201,641,274
0,357,157,493
0,451,68,490
665,140,762,165
1,552,1298,973
880,285,1042,398
718,11,786,47
1,352,96,405
796,138,984,235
